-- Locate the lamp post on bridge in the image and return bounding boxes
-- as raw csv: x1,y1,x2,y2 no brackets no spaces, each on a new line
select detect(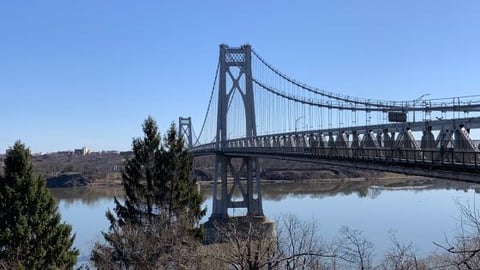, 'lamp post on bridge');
413,93,430,123
295,116,305,133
